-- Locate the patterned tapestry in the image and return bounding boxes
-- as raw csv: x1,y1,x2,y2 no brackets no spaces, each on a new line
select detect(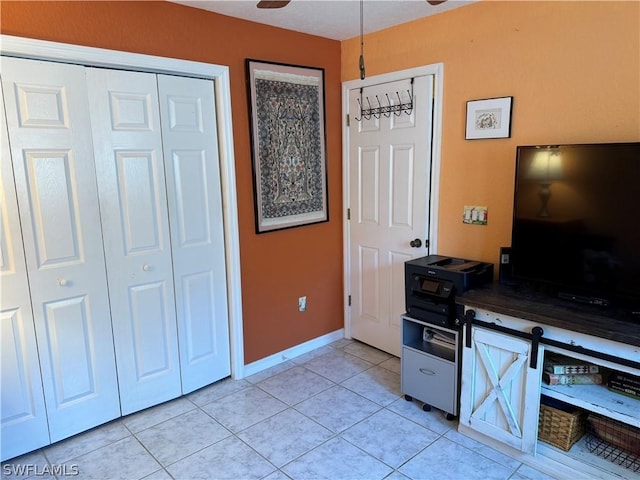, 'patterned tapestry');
250,64,327,233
